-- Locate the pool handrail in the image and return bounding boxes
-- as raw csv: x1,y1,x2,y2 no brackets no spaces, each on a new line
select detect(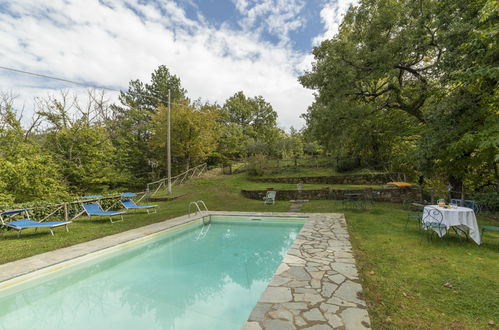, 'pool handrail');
196,200,208,212
188,200,208,217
